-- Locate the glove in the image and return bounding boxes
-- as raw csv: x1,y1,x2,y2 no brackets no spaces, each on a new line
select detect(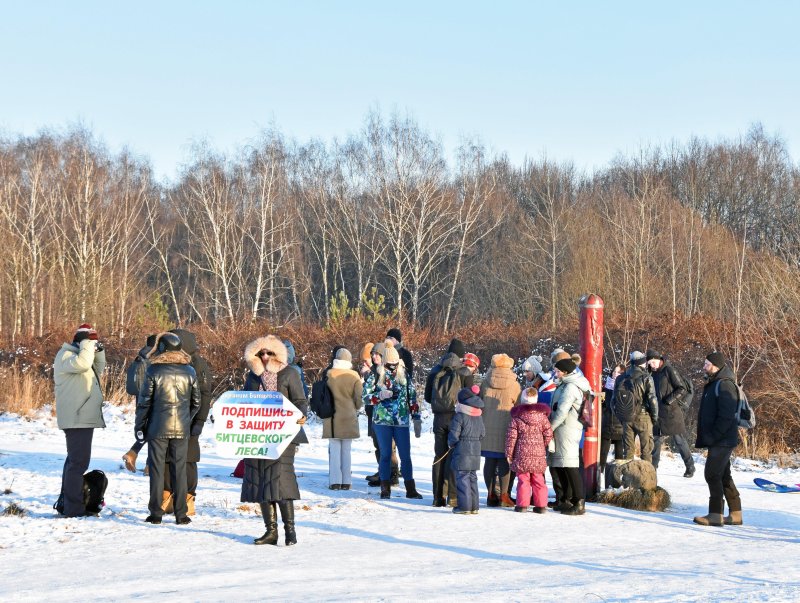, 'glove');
95,341,104,353
410,402,419,414
136,430,145,443
548,440,556,453
190,423,203,437
379,389,393,400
